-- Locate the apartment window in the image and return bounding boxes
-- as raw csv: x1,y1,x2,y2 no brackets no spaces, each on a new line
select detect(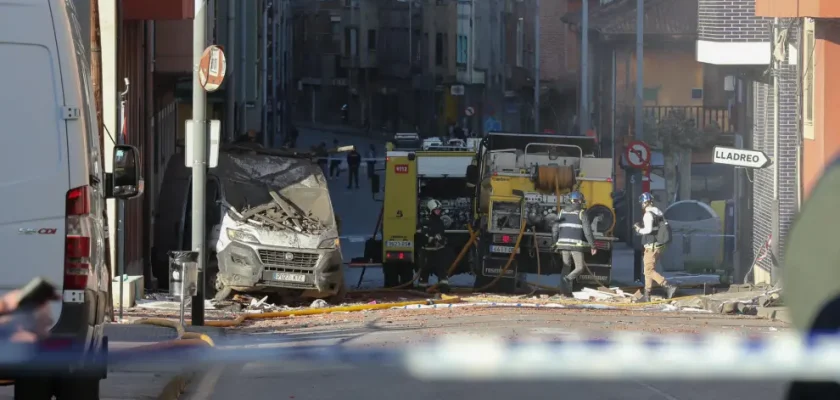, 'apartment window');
803,18,816,140
516,18,524,67
345,27,358,57
435,33,443,66
331,21,341,37
457,35,468,65
368,29,377,51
